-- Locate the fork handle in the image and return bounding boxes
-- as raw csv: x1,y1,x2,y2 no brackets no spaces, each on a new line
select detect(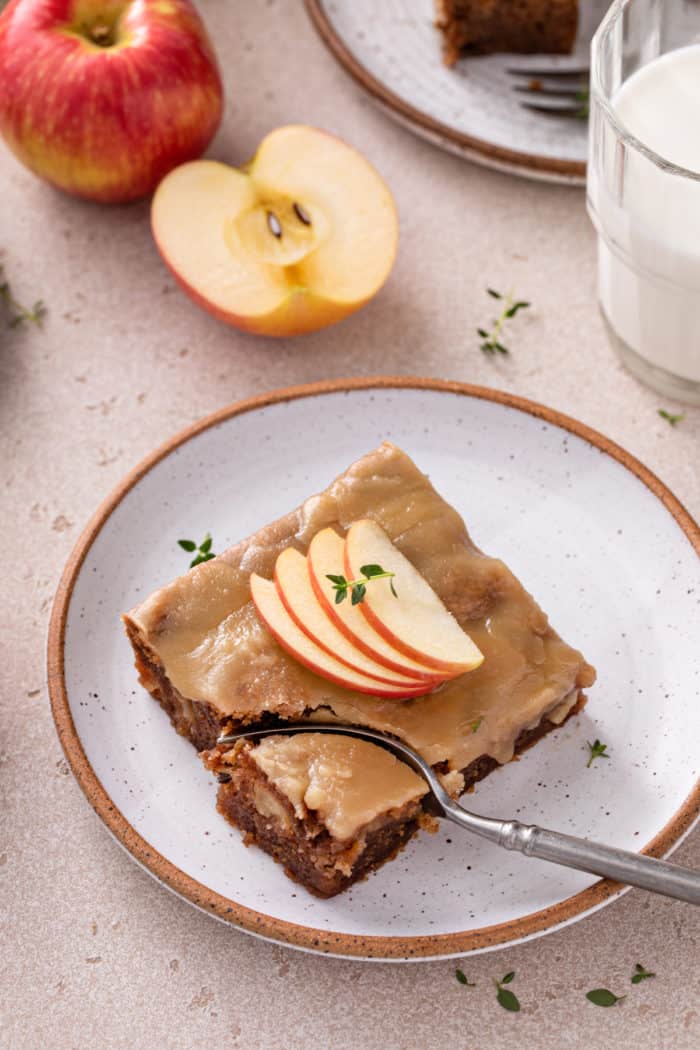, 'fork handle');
497,820,700,904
